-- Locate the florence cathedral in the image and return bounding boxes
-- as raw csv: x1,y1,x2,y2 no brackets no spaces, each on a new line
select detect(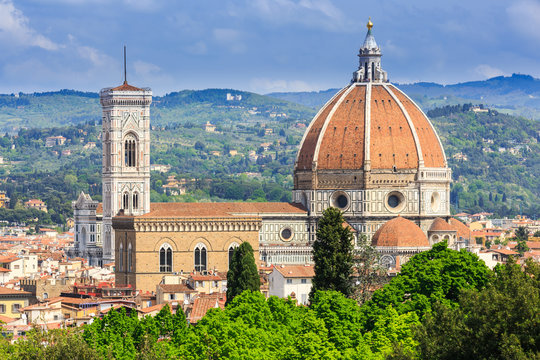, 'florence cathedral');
70,21,470,292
